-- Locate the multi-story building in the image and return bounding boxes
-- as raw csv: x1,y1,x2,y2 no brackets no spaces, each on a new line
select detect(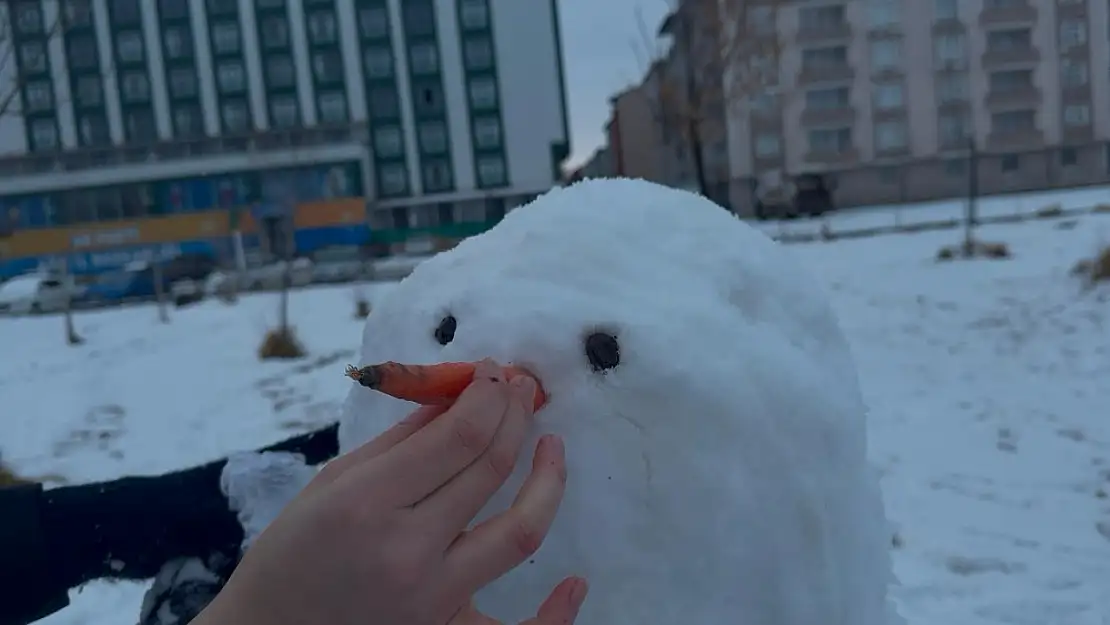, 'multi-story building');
0,0,569,277
725,0,1110,215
